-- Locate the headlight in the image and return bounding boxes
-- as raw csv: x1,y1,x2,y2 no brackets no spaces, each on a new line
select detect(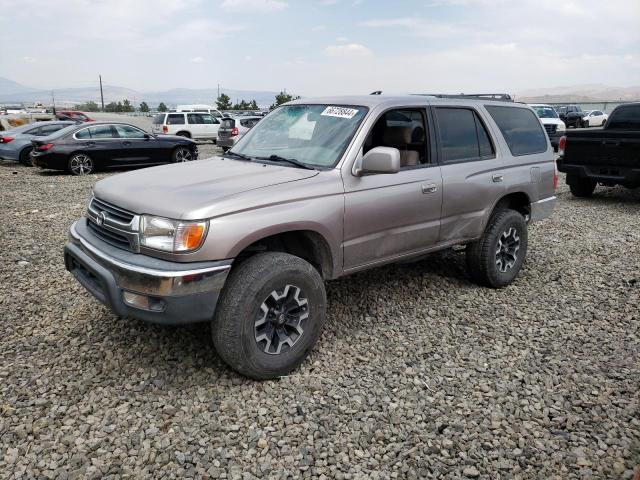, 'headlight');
139,215,208,253
556,123,566,131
